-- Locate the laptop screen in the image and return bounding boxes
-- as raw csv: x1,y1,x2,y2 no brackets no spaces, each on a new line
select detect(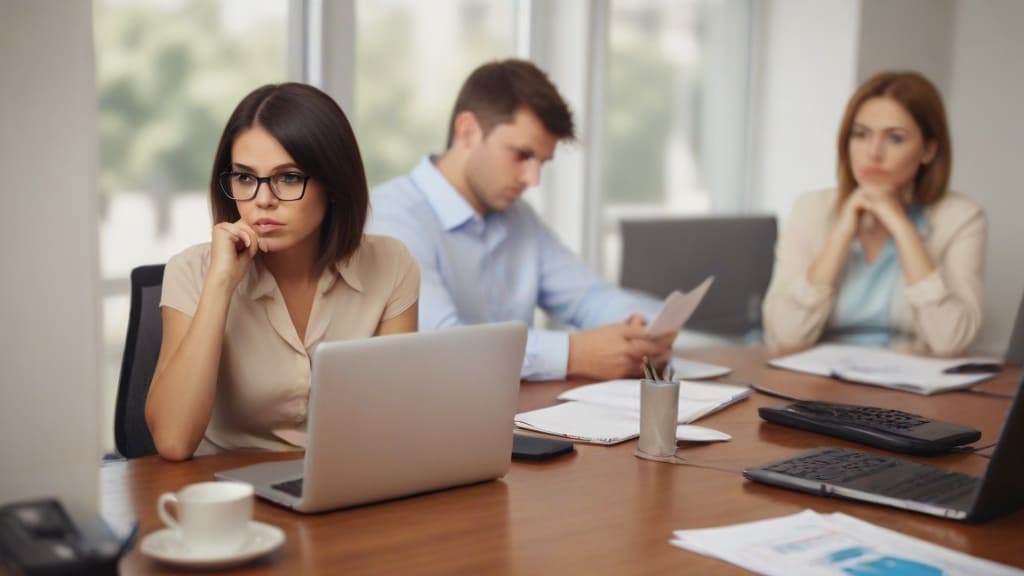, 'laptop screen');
970,372,1024,521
